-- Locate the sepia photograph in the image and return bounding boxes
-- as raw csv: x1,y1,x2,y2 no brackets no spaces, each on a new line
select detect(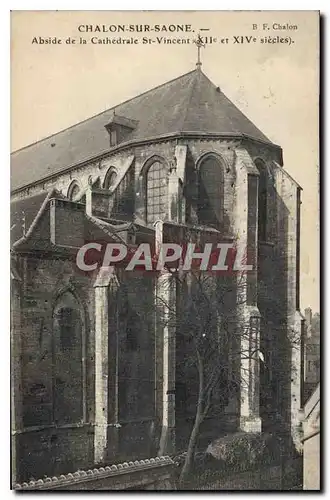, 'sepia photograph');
10,10,320,491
